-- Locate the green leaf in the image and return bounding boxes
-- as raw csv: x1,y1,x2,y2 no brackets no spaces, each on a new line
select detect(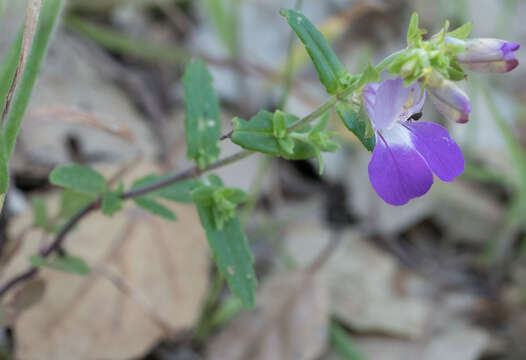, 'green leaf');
195,205,256,308
355,63,380,89
447,22,472,40
59,190,96,220
336,101,376,151
231,110,316,159
50,164,107,195
101,189,123,216
183,59,221,169
133,197,176,221
280,8,345,94
4,0,64,158
32,198,52,232
131,174,200,203
30,254,91,276
0,28,23,117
